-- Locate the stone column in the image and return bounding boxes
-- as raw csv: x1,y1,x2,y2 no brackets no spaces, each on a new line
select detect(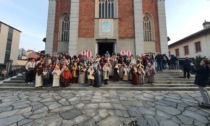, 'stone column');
45,0,56,56
133,0,144,56
158,1,168,55
69,0,80,56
